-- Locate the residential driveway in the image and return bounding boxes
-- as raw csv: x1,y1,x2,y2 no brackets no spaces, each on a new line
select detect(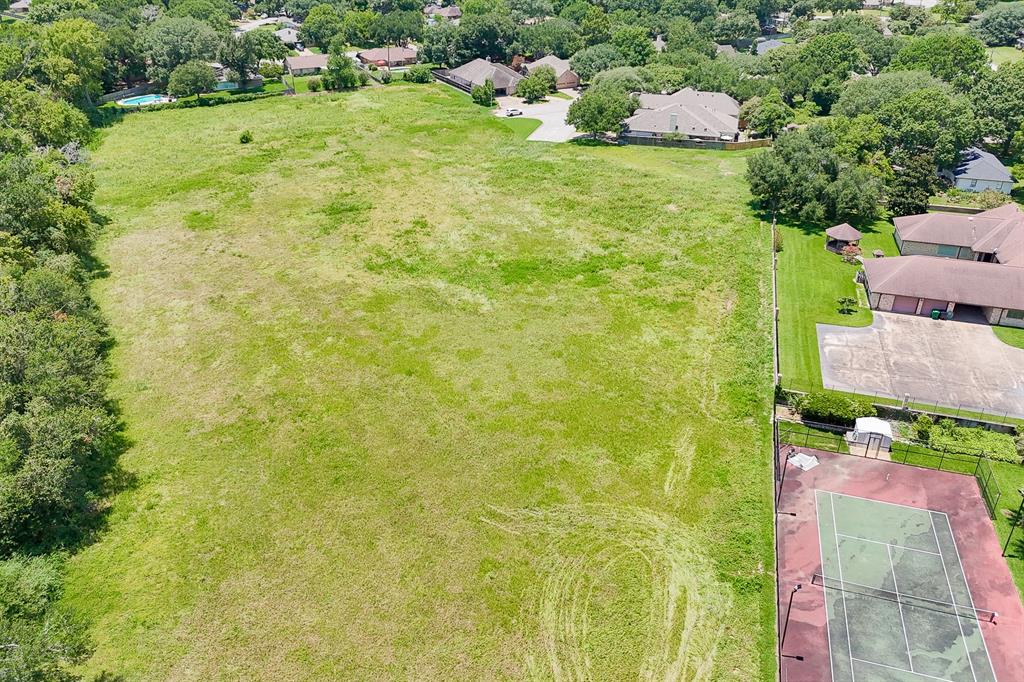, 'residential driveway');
817,312,1024,418
495,93,579,142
